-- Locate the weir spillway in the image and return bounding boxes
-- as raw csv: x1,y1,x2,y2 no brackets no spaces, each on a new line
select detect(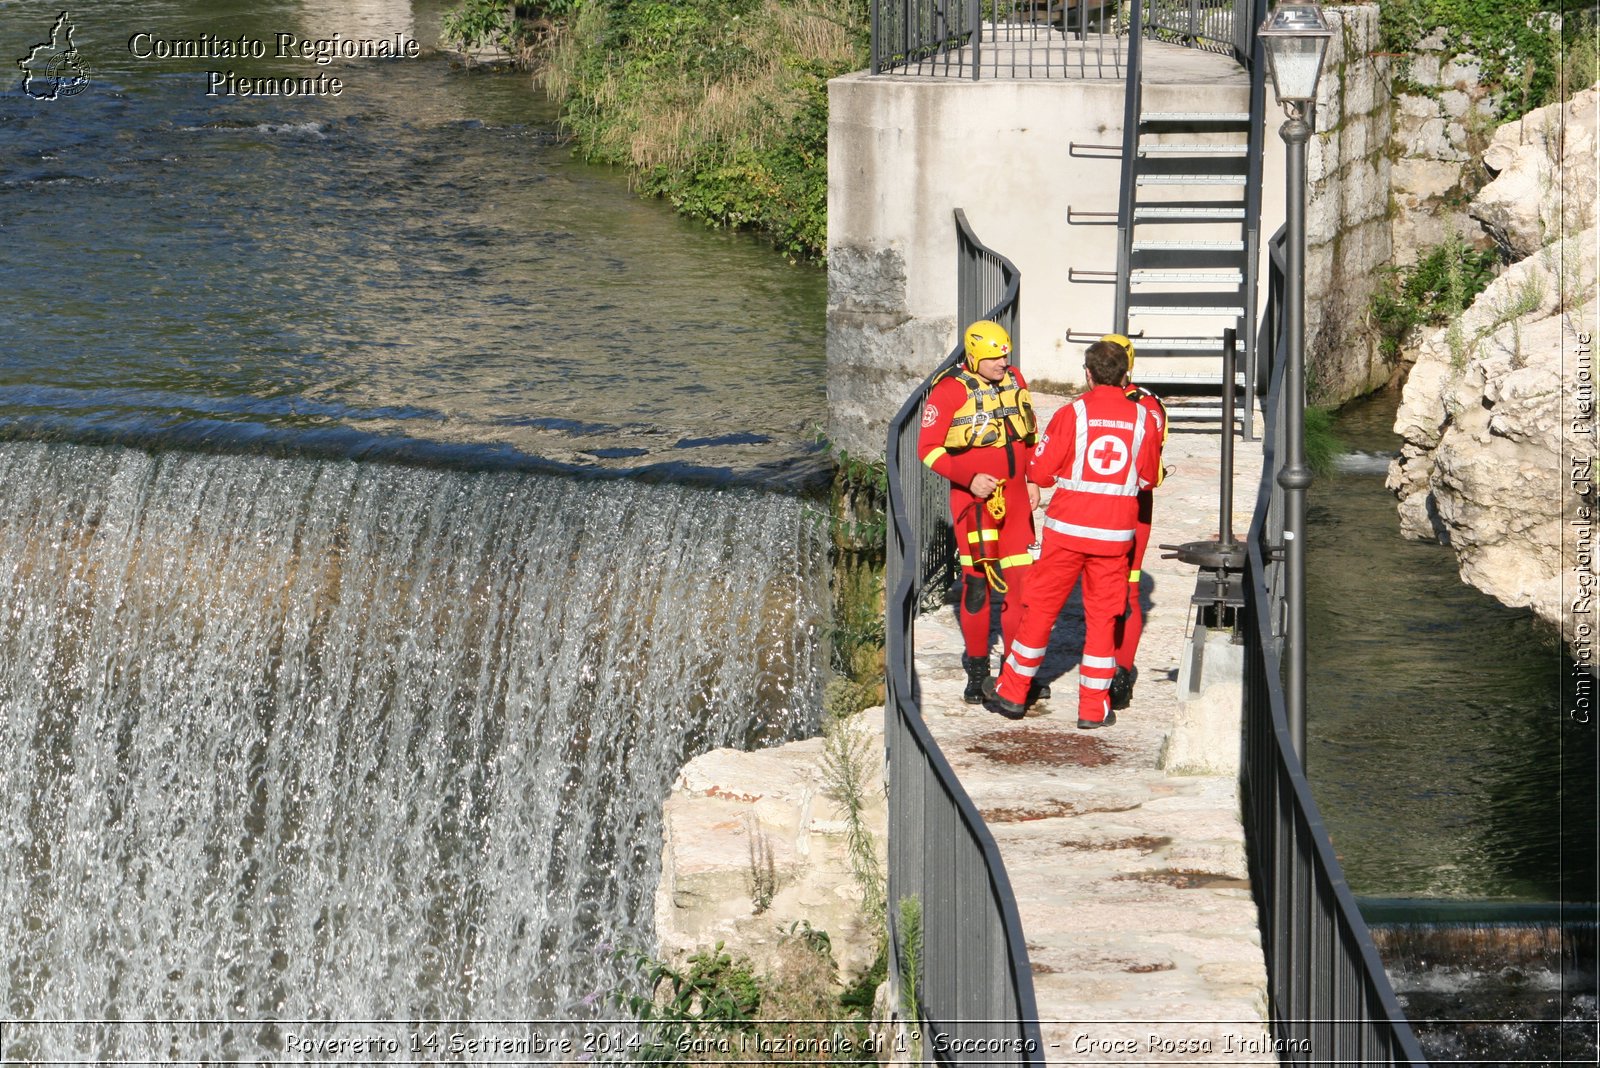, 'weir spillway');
0,441,827,1061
